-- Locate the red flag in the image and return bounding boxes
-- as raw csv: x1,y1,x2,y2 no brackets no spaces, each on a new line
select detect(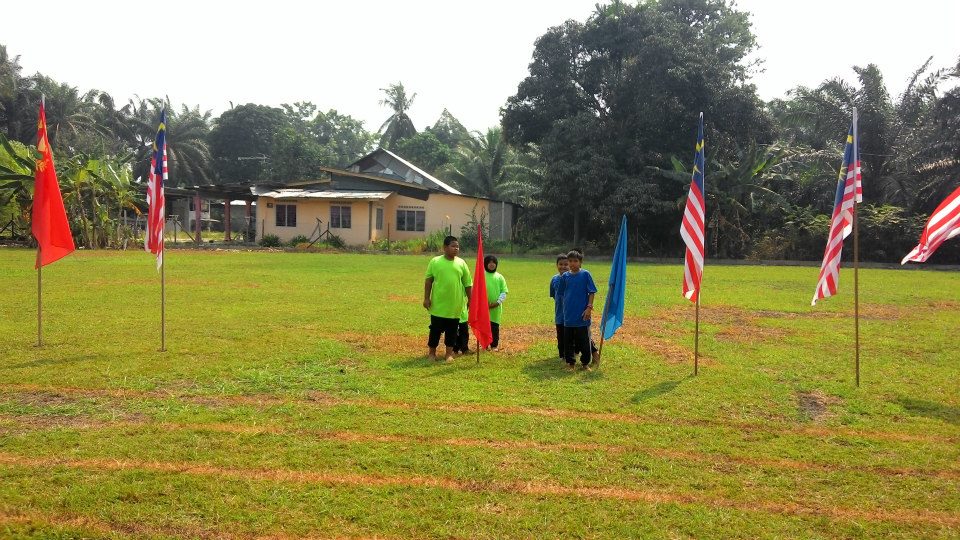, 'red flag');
468,225,493,349
32,100,75,268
